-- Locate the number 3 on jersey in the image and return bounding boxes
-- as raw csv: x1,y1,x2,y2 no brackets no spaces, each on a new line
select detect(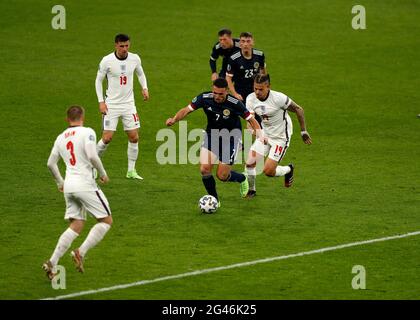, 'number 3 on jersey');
66,141,76,166
120,75,127,85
